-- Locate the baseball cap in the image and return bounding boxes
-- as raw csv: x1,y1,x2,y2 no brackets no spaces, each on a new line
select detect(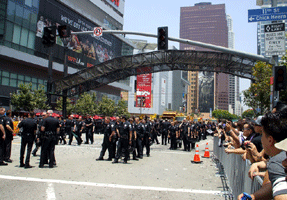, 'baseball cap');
275,138,287,151
254,116,263,126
